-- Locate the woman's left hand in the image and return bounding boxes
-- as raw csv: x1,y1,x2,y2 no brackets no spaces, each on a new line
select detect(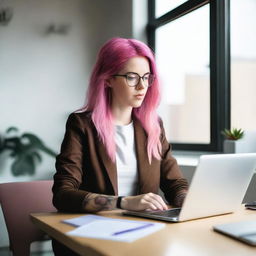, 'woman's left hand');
121,193,168,211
